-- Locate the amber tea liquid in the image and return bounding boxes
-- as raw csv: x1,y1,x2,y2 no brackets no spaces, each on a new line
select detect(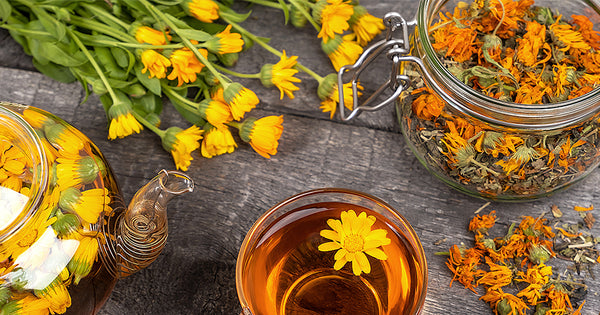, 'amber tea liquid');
239,202,426,315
